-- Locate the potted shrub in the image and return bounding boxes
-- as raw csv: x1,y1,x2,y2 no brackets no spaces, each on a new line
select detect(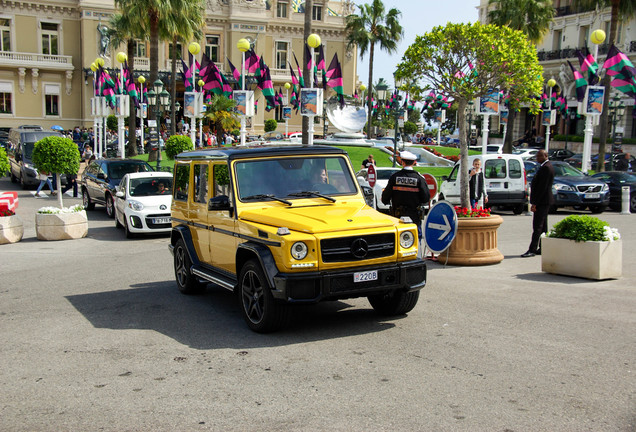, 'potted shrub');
264,119,278,133
0,149,24,244
31,136,87,241
438,206,504,266
165,135,194,159
541,215,621,280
